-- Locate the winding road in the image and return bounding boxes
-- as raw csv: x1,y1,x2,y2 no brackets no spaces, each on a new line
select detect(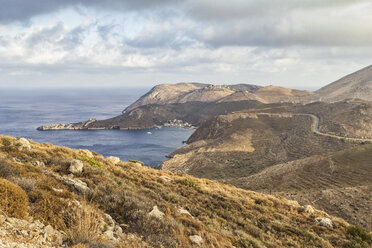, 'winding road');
301,113,372,143
253,112,372,143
